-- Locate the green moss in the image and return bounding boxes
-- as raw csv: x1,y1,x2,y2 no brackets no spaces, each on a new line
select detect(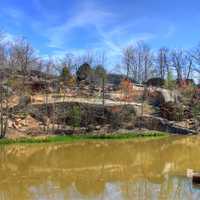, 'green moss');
0,131,169,145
